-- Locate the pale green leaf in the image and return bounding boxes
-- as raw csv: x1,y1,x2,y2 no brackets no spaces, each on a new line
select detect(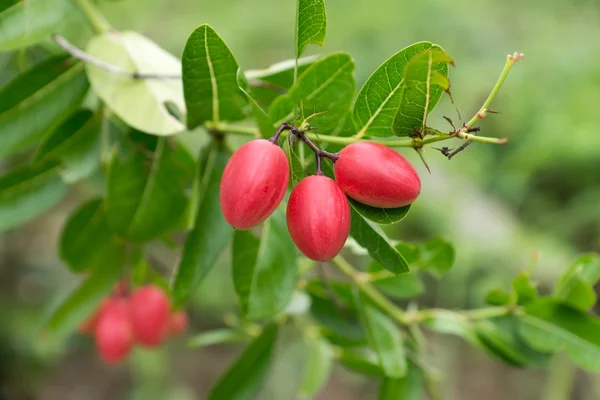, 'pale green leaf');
237,68,274,138
378,361,423,400
554,253,600,310
349,198,410,225
299,337,333,397
296,0,327,57
245,56,318,89
419,237,455,277
511,272,538,306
